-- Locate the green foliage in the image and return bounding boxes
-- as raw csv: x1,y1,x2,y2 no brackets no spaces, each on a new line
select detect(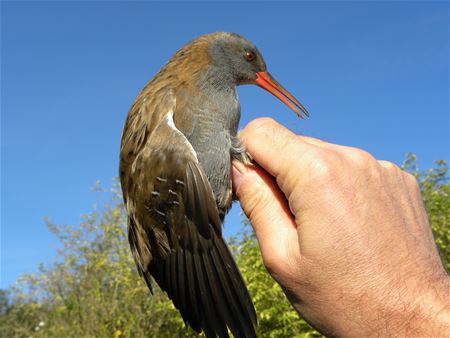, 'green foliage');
402,153,449,270
0,183,198,338
229,228,321,338
1,156,448,337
